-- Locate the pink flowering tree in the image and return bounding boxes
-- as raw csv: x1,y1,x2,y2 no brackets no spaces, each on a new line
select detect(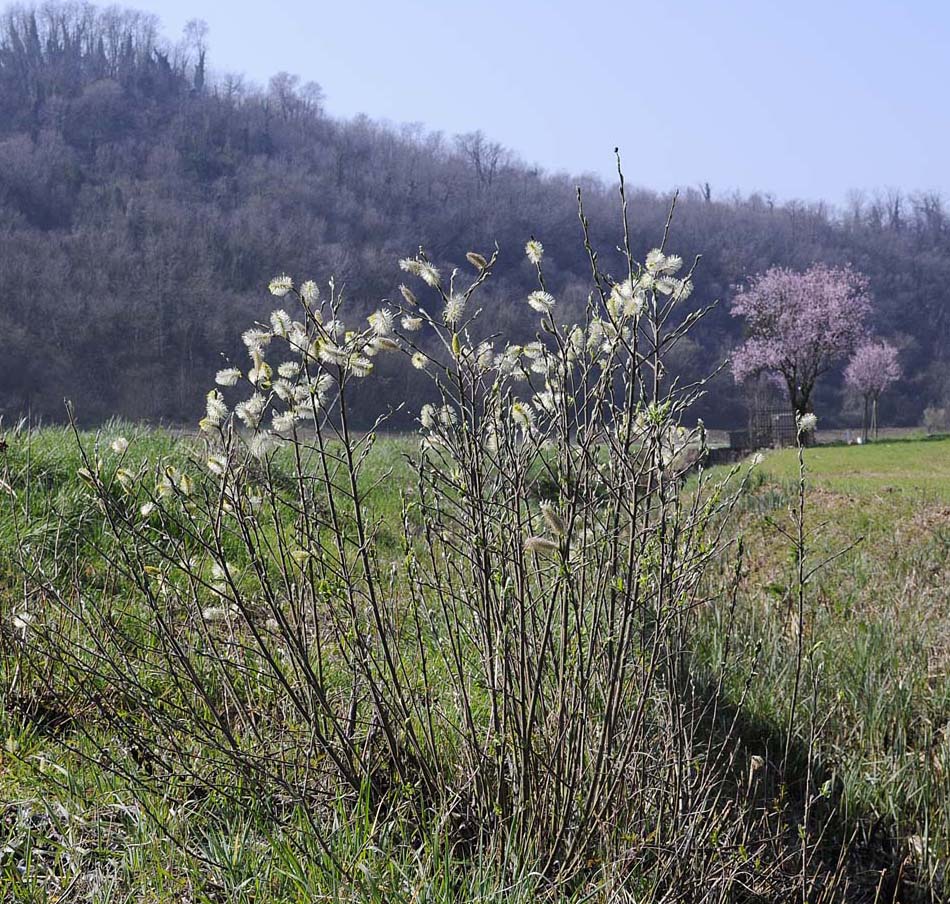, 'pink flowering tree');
845,339,901,441
730,264,872,431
